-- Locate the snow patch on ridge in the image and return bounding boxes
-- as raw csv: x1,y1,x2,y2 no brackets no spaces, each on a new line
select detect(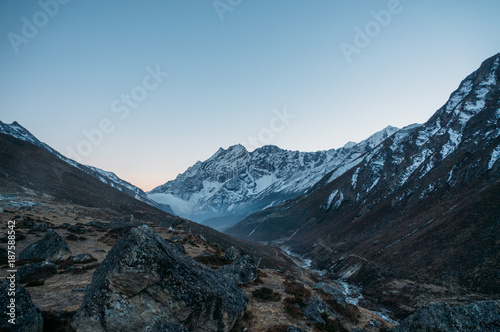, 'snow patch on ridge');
326,190,343,209
416,121,441,147
400,149,433,185
446,79,473,114
351,168,360,188
367,178,380,193
488,145,500,170
328,157,363,183
441,129,462,159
